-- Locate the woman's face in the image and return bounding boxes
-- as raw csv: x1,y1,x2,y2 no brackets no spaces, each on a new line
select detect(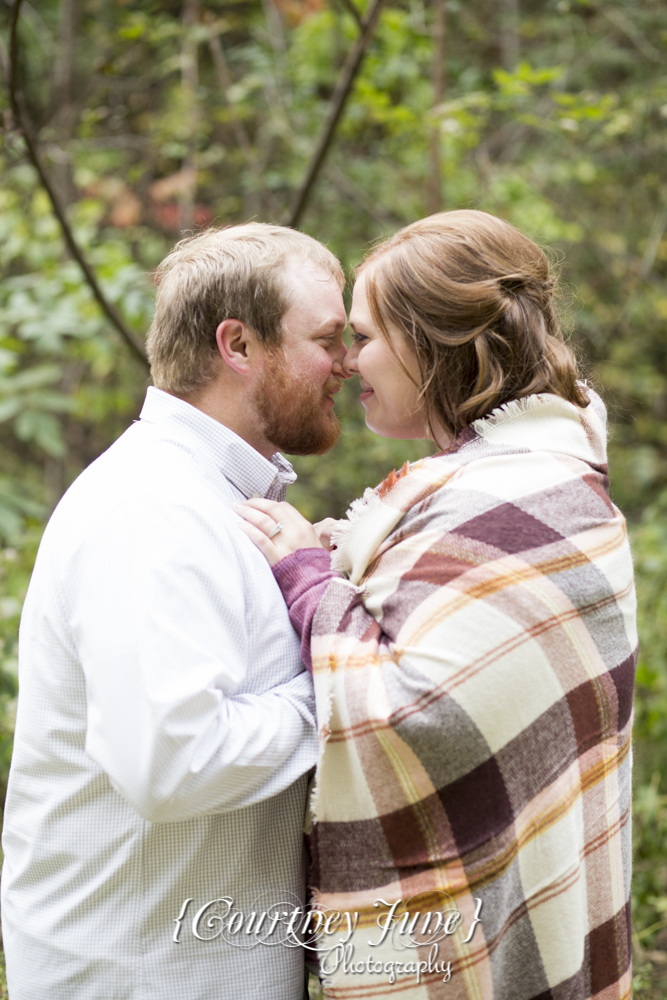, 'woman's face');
345,271,430,441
